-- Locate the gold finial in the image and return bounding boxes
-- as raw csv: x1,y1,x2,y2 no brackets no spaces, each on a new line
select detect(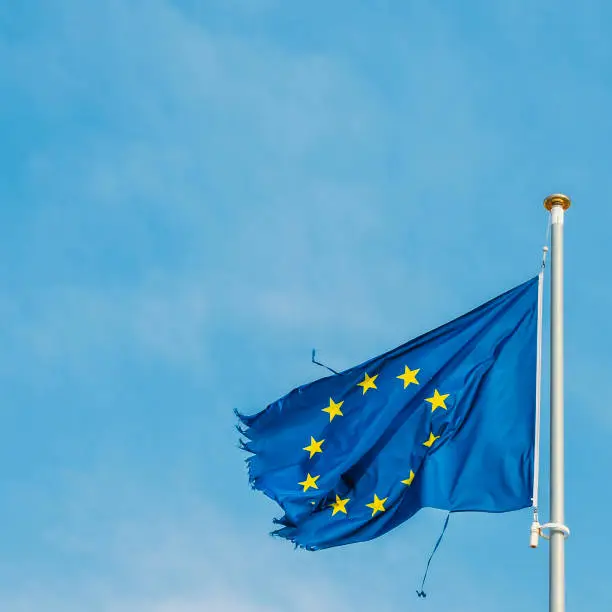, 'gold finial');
543,194,571,211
